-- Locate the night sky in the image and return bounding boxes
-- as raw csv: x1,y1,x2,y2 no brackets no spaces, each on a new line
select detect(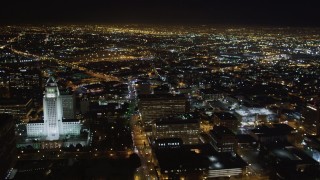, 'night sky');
0,0,319,26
